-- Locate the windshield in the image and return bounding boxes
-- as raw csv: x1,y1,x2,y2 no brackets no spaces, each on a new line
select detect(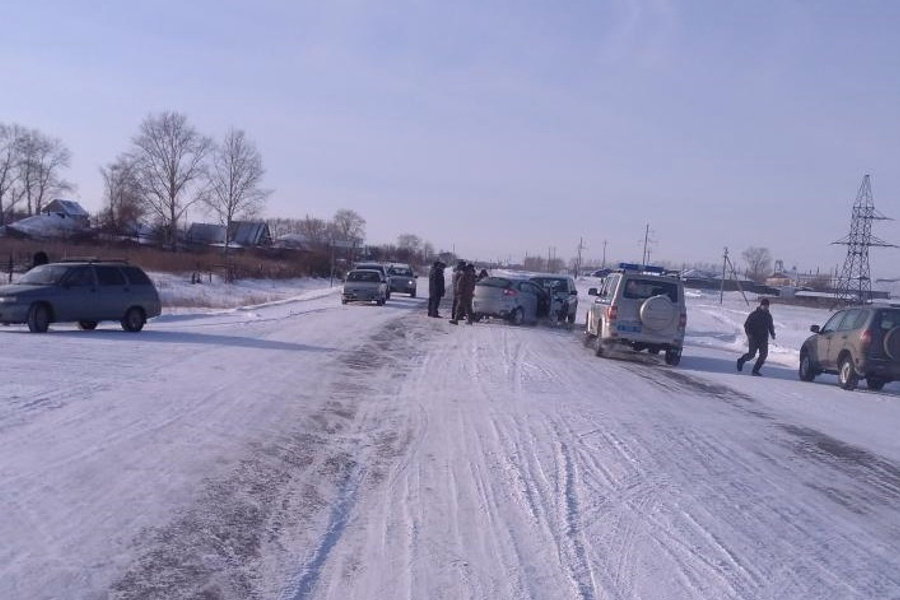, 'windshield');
347,271,380,282
390,267,413,277
17,264,71,285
